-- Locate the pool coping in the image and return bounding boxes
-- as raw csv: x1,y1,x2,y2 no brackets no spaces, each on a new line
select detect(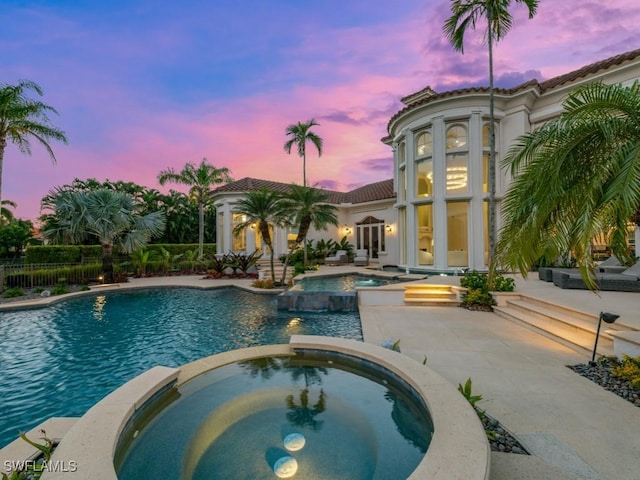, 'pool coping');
34,336,489,479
